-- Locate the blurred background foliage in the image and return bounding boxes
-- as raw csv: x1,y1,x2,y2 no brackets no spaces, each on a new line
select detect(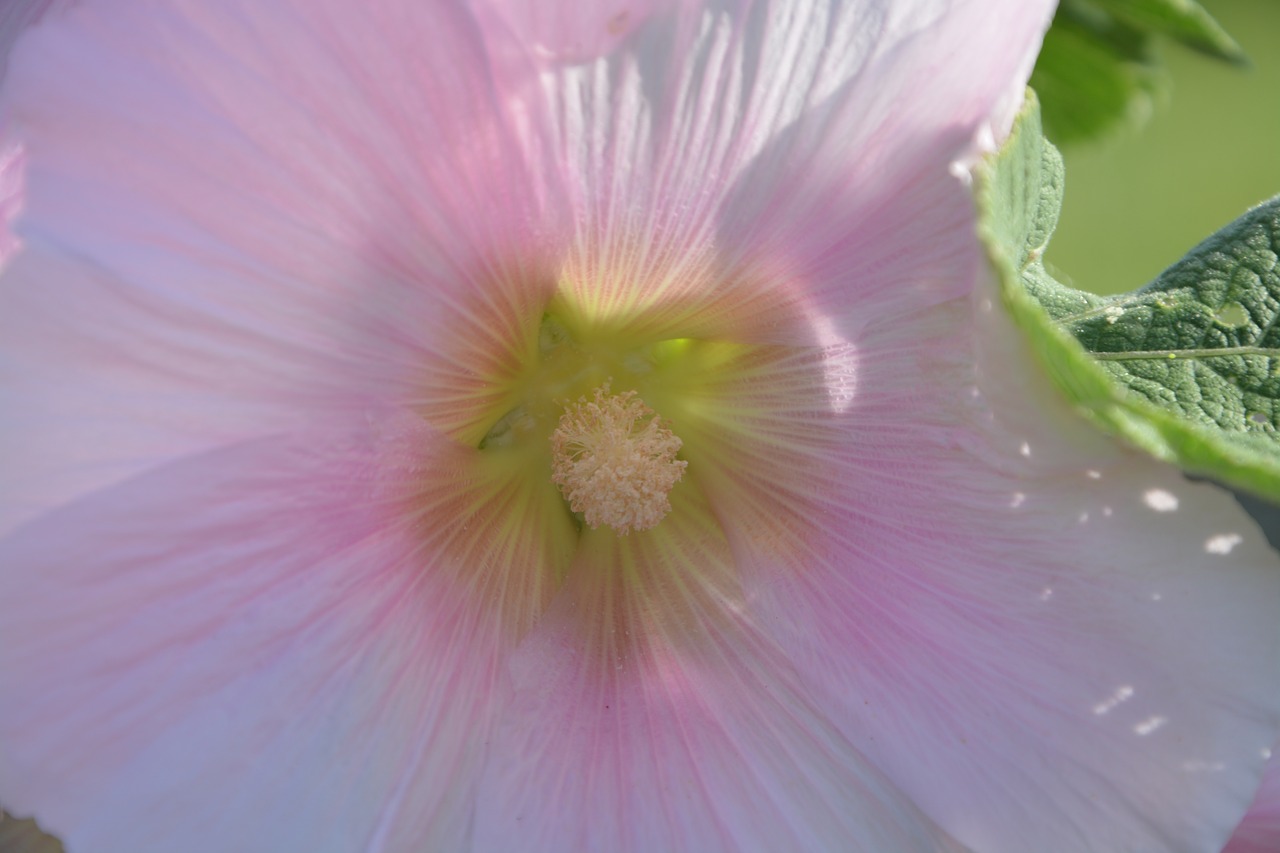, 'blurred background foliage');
1034,0,1280,295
